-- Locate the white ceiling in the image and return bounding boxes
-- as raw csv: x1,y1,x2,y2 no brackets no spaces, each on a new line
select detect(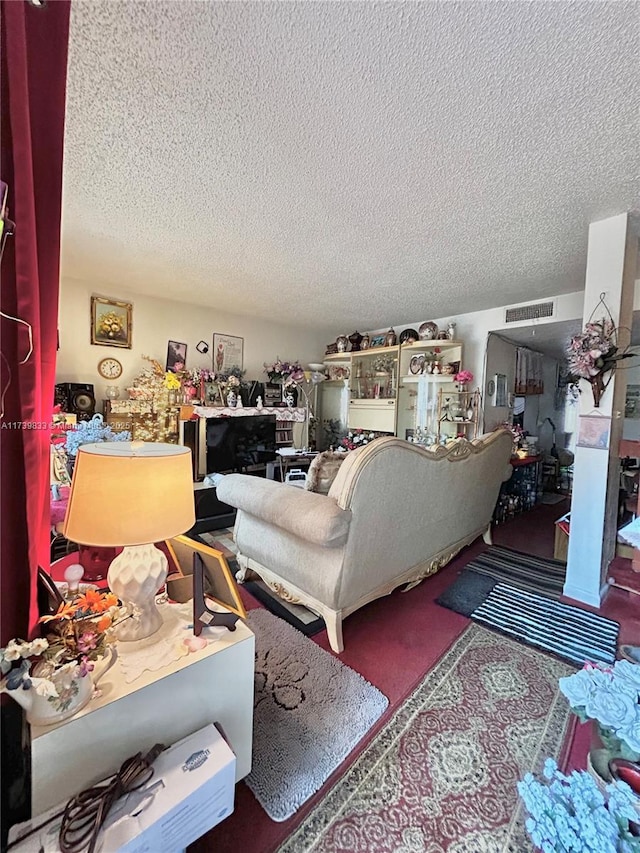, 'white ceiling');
62,1,640,331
